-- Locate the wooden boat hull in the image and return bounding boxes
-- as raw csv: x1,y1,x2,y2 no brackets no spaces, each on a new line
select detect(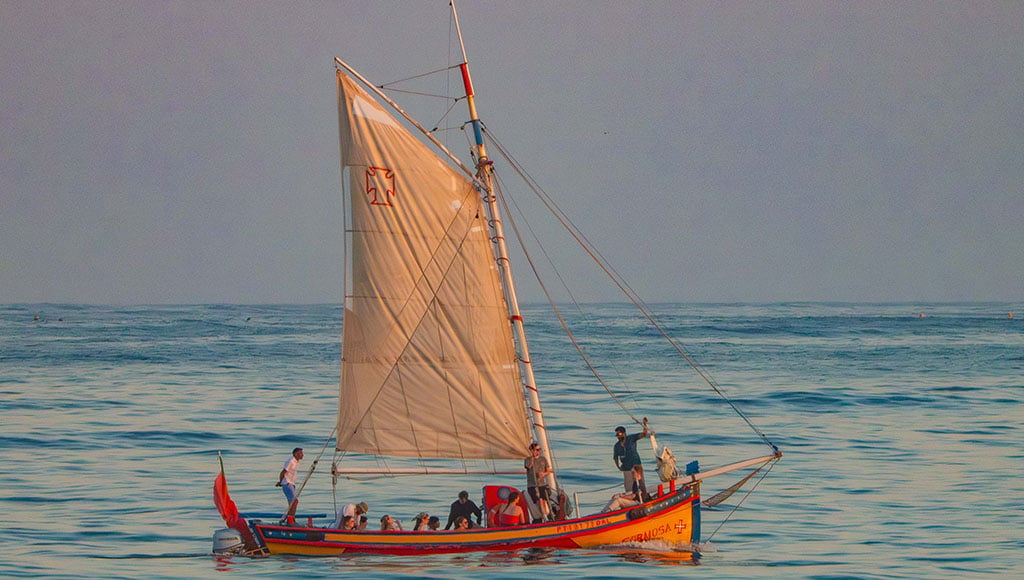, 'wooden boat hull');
251,483,700,556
